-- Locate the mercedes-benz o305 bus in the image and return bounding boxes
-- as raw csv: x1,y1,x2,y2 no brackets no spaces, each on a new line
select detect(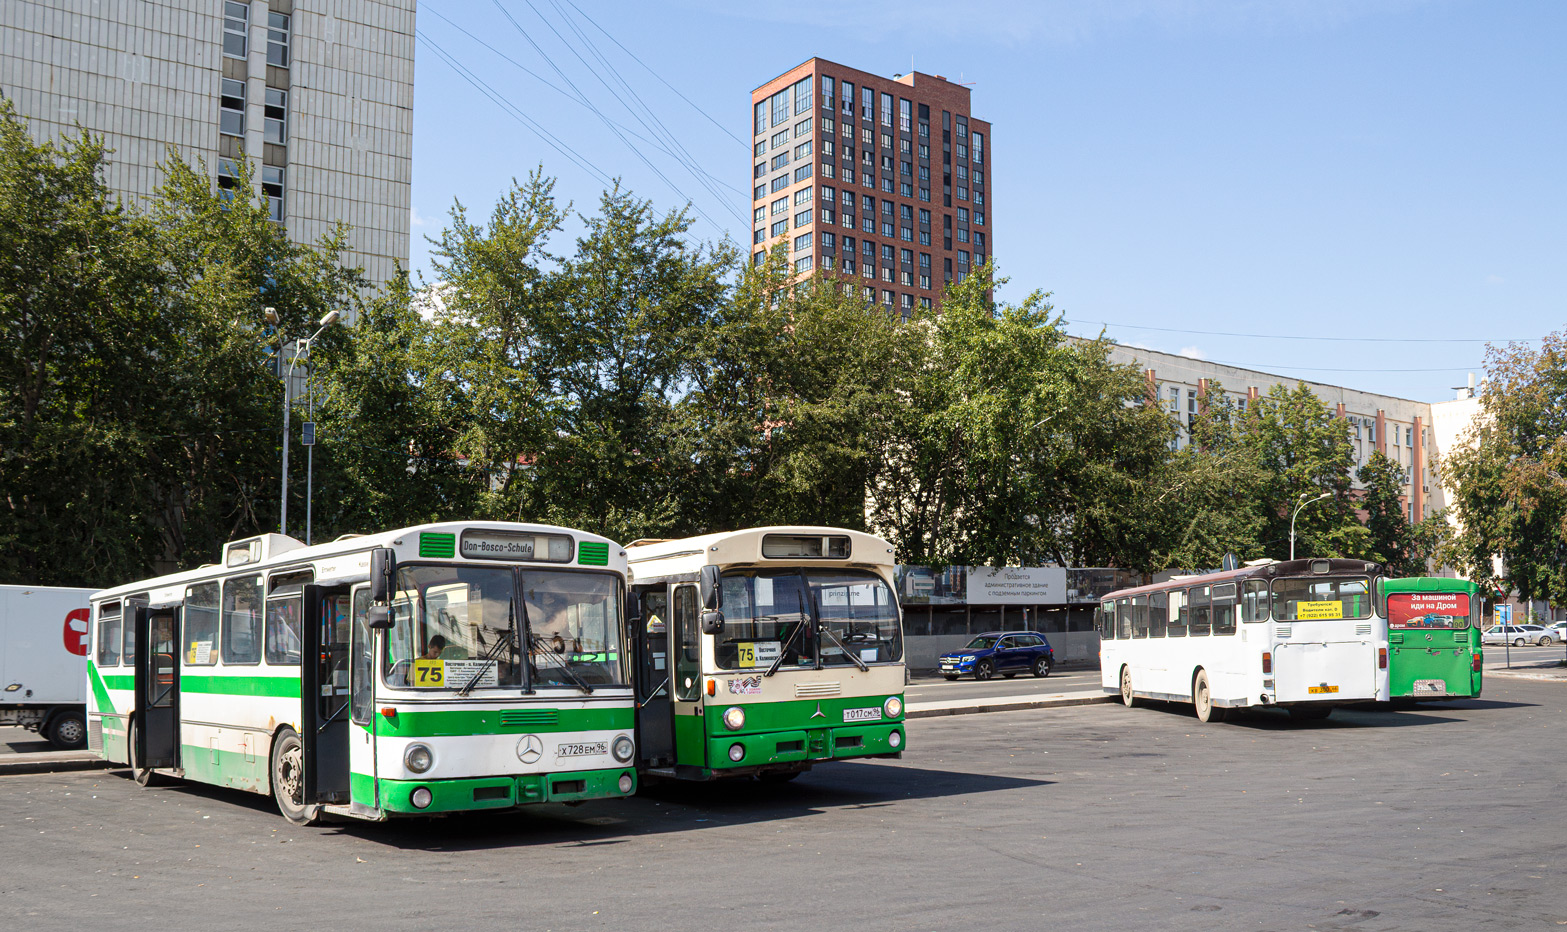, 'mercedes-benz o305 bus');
1382,576,1482,700
1098,558,1389,723
624,527,906,782
86,522,638,824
